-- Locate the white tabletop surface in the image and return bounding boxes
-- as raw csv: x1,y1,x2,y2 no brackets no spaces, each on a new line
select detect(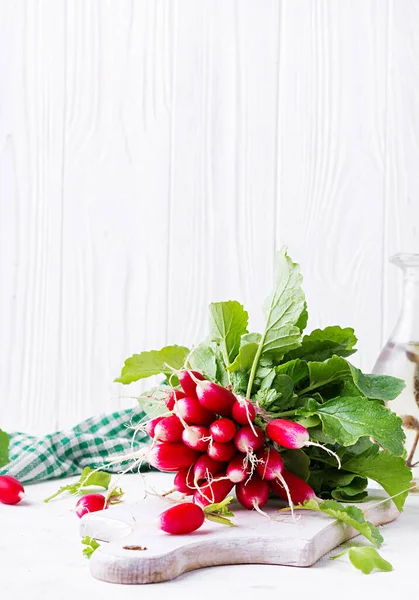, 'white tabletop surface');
2,472,419,600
